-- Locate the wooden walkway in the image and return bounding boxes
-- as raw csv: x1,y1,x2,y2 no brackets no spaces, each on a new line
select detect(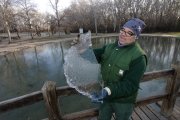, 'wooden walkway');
130,101,180,120
1,68,179,120
131,98,180,120
82,98,180,120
